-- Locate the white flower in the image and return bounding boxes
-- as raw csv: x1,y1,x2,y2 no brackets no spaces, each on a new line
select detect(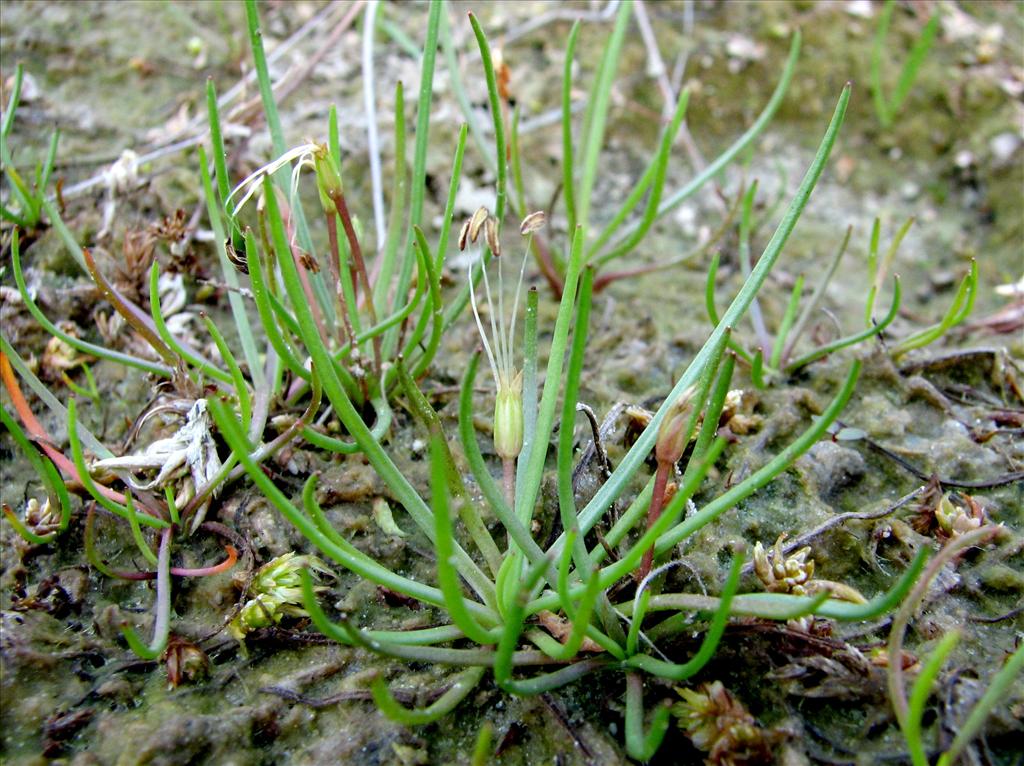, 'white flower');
225,142,324,215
